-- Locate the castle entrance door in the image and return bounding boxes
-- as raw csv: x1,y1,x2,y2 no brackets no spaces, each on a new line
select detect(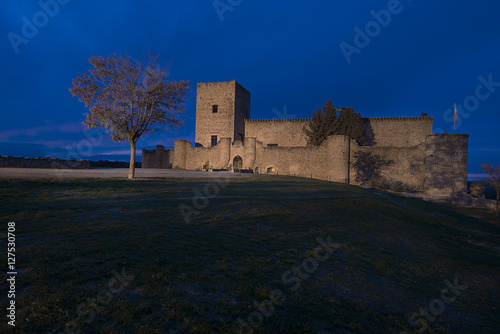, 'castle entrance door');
233,156,243,171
